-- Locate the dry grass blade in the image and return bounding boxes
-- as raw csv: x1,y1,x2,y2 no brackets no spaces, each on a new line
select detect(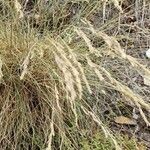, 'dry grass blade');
0,56,3,81
46,108,55,150
102,0,108,23
137,104,150,127
14,0,24,18
20,49,35,80
111,0,123,13
87,56,104,81
20,53,30,80
74,28,101,57
55,85,62,111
